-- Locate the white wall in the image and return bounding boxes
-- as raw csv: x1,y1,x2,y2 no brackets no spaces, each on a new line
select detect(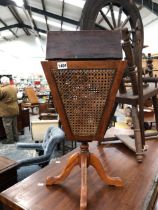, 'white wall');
140,8,158,55
143,18,158,55
0,35,46,78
